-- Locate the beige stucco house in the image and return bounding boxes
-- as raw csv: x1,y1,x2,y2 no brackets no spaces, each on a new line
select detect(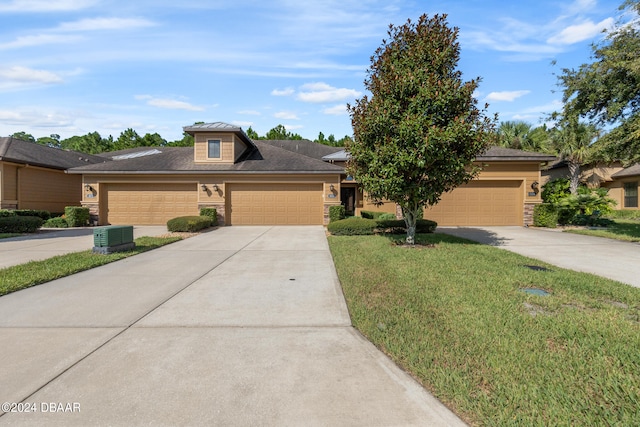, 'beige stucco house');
605,164,640,210
67,122,555,227
0,137,104,213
